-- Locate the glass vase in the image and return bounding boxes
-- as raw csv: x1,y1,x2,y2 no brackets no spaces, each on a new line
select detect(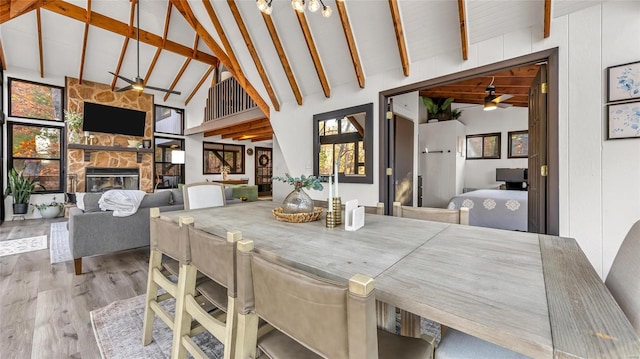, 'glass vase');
282,188,314,214
68,128,81,144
